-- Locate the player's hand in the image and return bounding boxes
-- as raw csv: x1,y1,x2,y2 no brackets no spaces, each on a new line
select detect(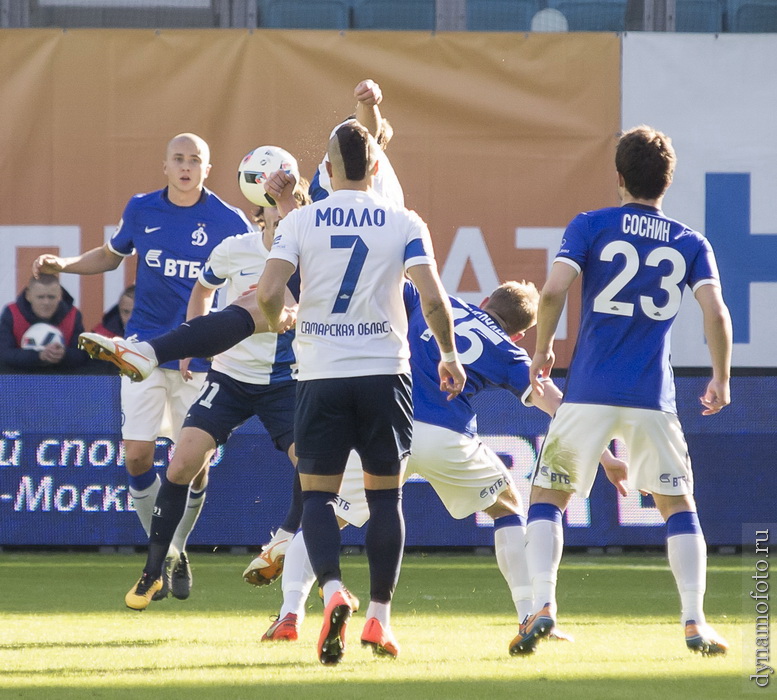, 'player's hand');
354,79,382,106
700,377,730,415
529,349,554,397
438,359,466,400
33,254,65,278
265,170,298,218
275,306,297,334
39,343,65,364
602,455,629,497
179,357,193,381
